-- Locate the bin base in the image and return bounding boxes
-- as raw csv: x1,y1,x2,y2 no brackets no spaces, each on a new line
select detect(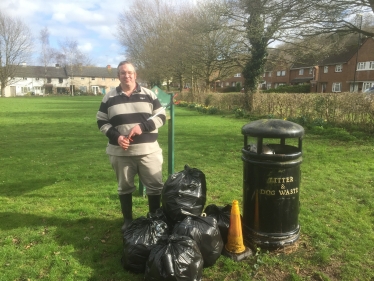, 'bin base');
243,225,300,250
